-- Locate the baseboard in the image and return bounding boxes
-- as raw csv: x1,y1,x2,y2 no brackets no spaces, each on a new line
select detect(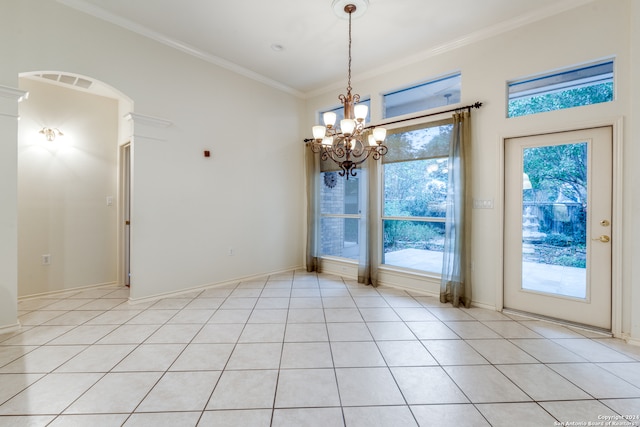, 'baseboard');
621,334,640,347
376,280,439,298
0,321,21,336
319,257,497,309
502,308,613,337
18,281,119,301
127,266,304,305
